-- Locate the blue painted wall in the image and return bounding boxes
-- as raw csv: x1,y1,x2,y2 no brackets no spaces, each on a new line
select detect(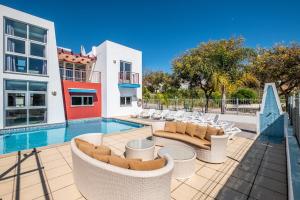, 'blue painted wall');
259,85,284,138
